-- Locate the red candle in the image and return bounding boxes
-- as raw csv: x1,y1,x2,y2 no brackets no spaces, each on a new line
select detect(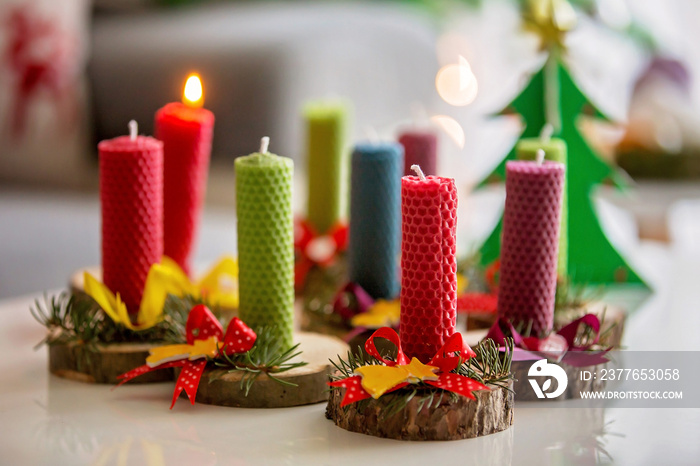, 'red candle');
398,130,438,177
400,166,458,363
99,121,163,314
497,155,565,336
155,74,215,276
